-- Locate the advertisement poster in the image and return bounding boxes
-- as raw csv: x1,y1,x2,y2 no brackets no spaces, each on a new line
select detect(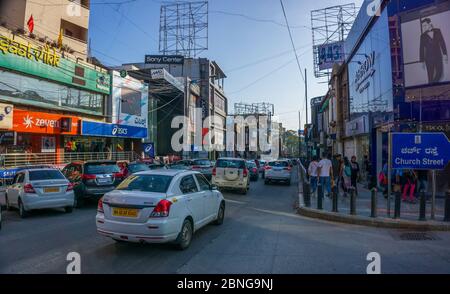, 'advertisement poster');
41,136,56,153
402,5,450,88
111,71,149,129
0,103,13,130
